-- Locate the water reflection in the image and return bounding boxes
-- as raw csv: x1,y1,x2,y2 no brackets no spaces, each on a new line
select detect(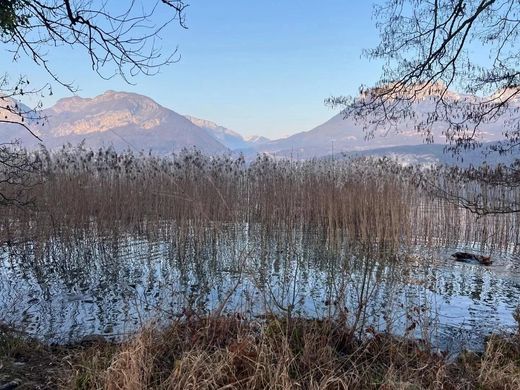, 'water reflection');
0,224,518,351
